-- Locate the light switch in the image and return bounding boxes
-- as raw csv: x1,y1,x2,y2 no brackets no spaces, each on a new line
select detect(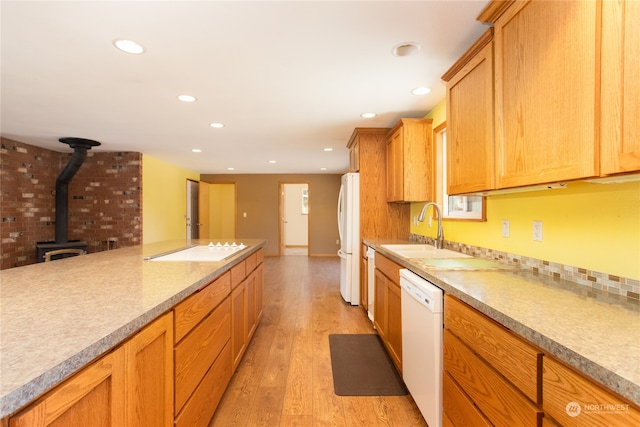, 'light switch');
243,212,247,218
